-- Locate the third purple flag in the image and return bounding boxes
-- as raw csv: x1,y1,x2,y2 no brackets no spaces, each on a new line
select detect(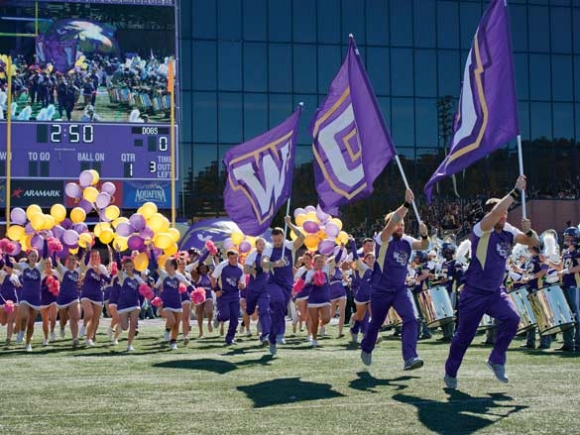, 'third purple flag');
310,37,395,214
424,0,520,201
